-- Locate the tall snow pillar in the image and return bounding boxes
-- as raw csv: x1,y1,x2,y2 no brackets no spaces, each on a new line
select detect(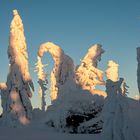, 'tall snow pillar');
1,10,34,127
137,47,140,94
